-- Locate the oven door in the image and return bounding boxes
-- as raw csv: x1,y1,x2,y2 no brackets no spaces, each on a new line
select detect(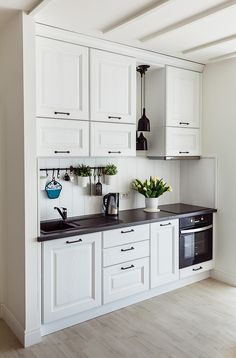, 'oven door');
179,225,213,269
